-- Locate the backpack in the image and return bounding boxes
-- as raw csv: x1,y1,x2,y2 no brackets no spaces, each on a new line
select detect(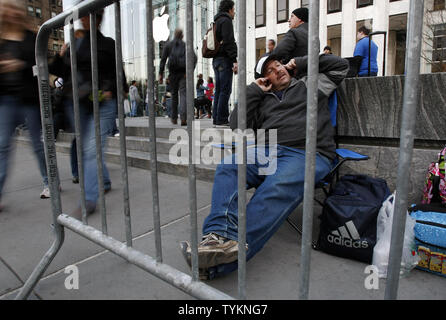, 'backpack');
317,174,391,263
168,40,186,72
202,20,222,58
422,146,446,205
